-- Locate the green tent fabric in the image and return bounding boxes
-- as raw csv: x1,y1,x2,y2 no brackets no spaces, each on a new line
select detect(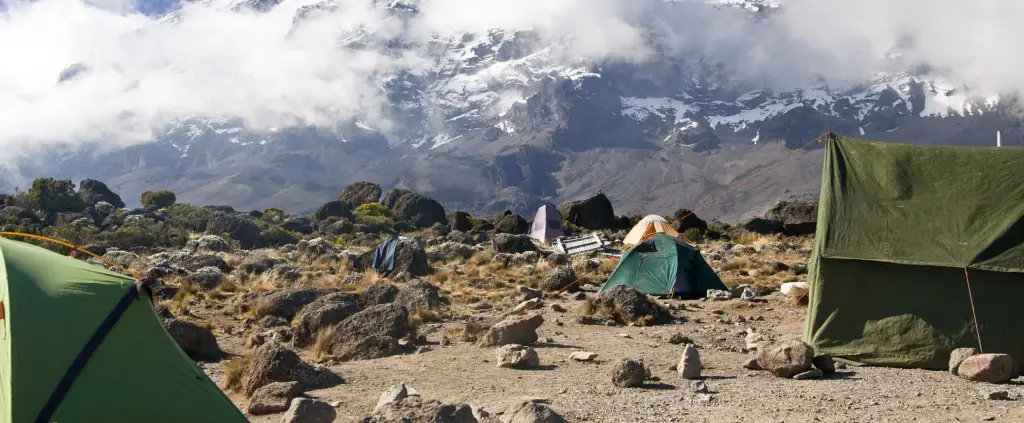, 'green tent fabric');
0,237,248,423
804,135,1024,370
600,233,726,298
